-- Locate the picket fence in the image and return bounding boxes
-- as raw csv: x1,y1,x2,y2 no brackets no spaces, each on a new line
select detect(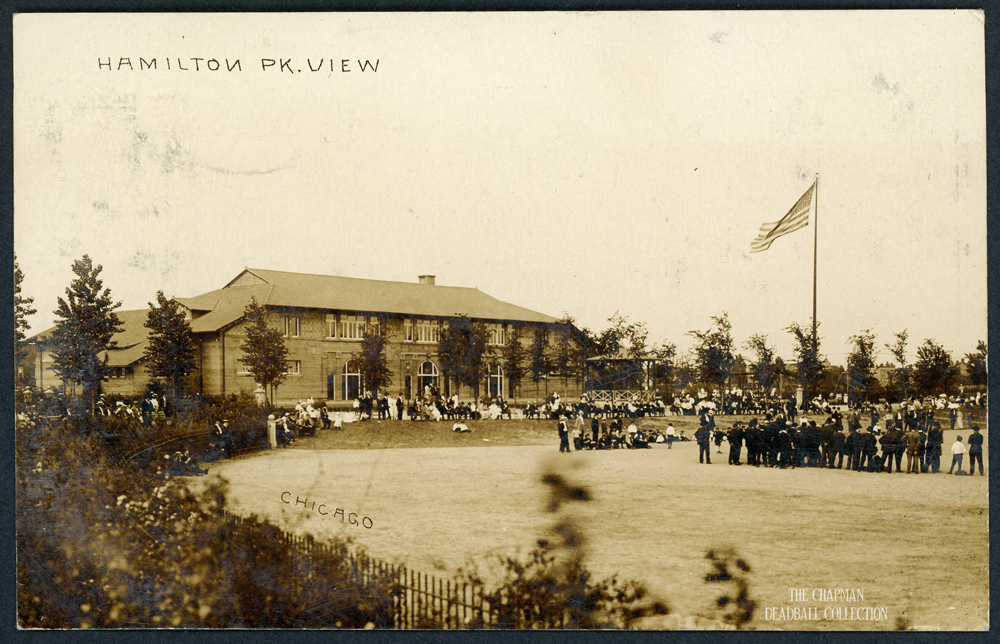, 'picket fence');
222,511,518,629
